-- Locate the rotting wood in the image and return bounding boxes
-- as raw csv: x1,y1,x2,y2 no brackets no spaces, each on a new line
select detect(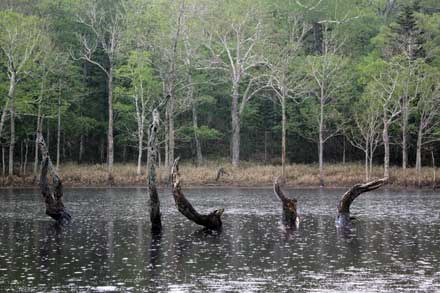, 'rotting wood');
273,177,299,227
336,177,387,227
147,108,162,234
171,157,223,230
38,133,71,225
